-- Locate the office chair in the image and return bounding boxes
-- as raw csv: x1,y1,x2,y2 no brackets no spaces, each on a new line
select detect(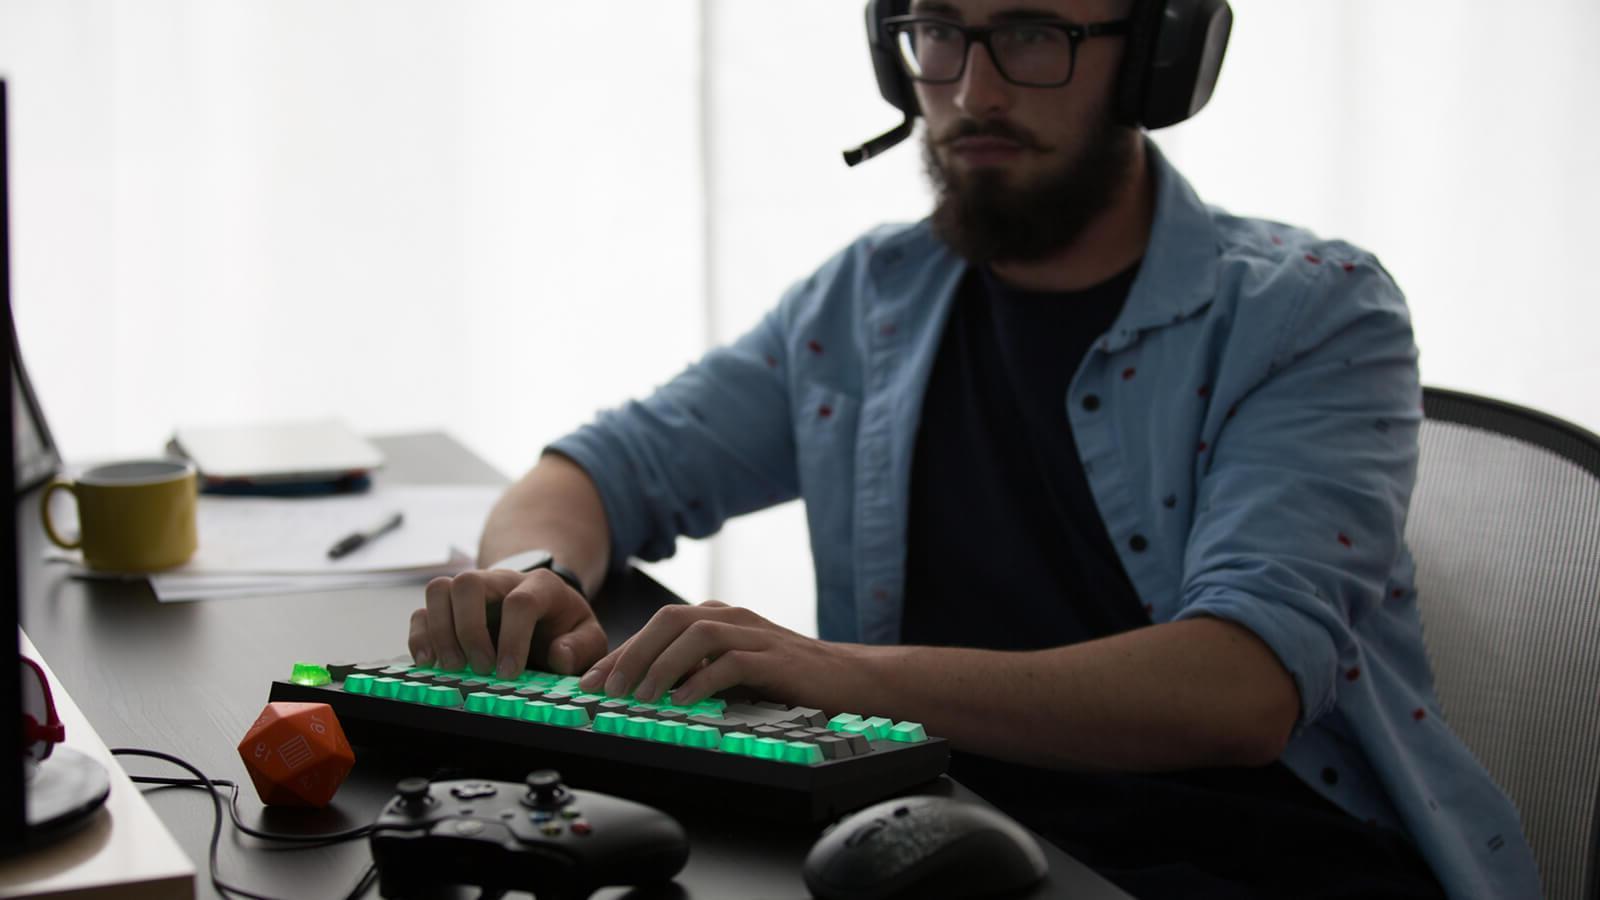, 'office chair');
1407,386,1600,900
